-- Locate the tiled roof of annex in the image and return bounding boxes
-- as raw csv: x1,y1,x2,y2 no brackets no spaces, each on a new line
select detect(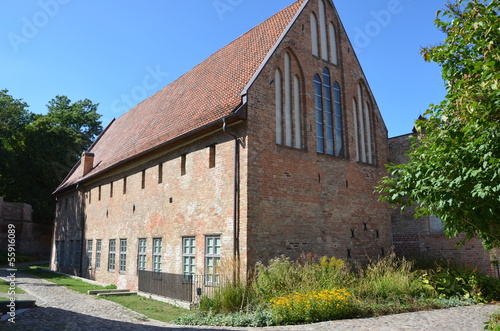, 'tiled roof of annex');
55,0,306,193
